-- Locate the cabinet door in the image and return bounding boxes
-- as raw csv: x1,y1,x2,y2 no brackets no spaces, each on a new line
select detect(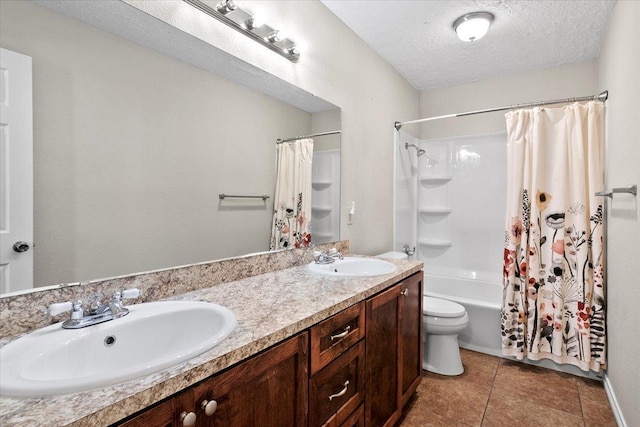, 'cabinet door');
191,332,308,427
116,397,178,427
400,272,423,407
365,284,402,427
